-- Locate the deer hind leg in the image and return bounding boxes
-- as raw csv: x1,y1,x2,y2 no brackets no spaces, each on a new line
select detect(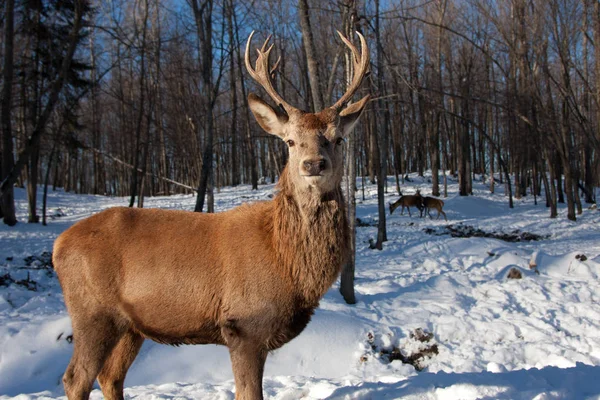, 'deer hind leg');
97,329,144,400
440,209,447,221
63,314,122,400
